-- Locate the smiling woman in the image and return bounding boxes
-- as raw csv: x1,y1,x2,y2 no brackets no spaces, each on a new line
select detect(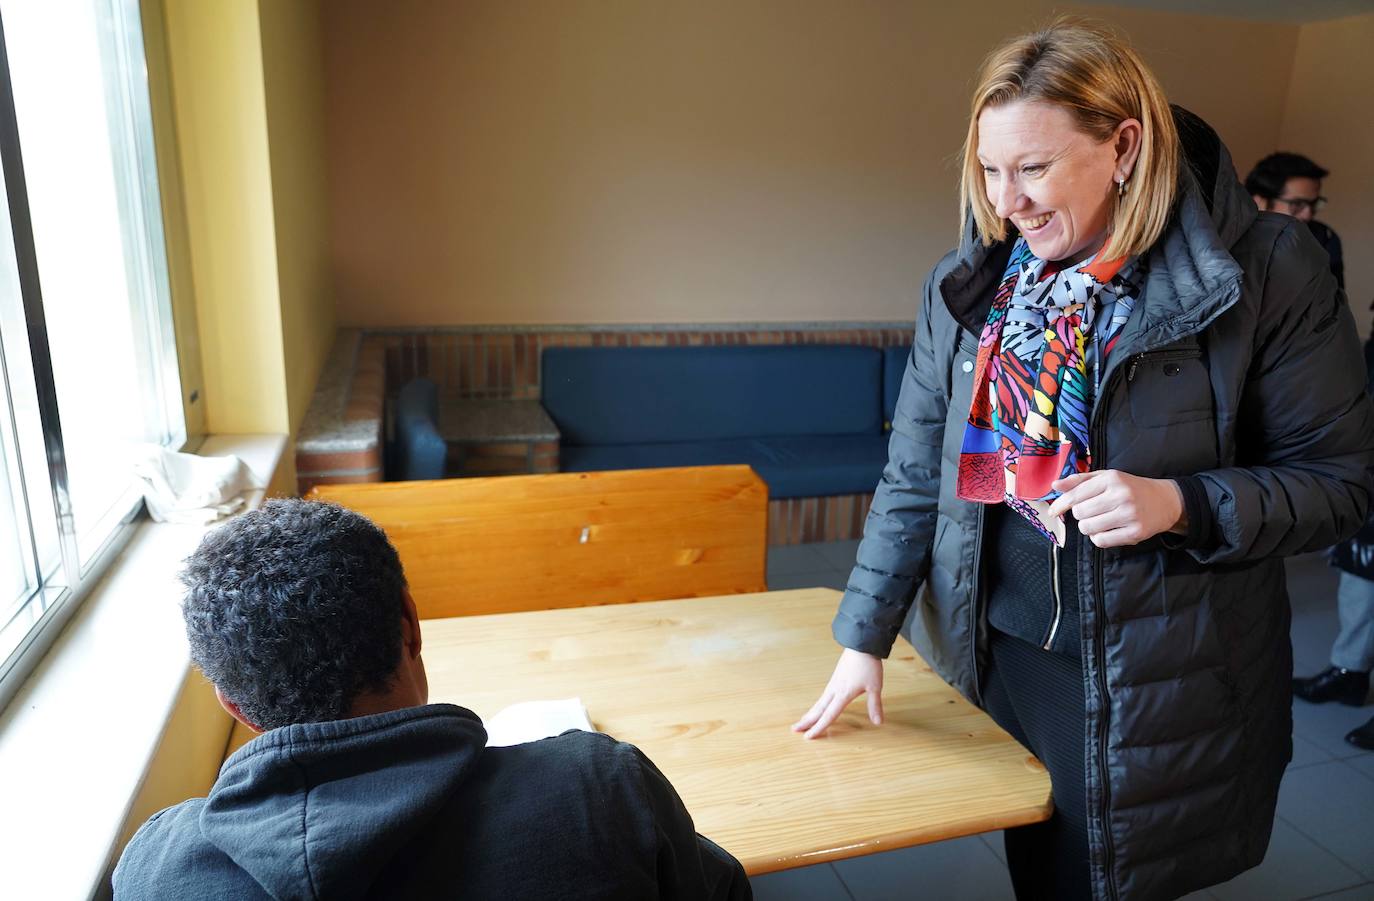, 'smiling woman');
976,102,1139,266
796,18,1374,901
959,24,1179,267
